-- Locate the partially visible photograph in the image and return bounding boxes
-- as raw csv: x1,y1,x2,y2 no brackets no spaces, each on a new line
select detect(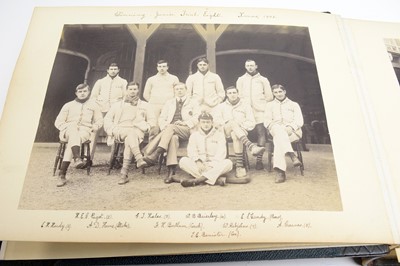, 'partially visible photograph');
384,38,400,84
18,23,342,211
